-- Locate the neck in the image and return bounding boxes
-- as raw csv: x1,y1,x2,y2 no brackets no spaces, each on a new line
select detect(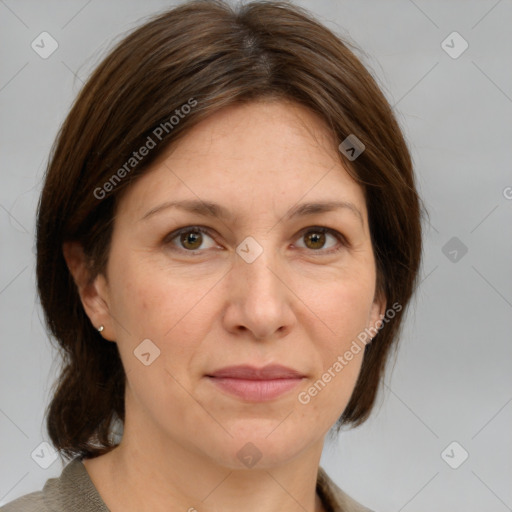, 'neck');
84,420,327,512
